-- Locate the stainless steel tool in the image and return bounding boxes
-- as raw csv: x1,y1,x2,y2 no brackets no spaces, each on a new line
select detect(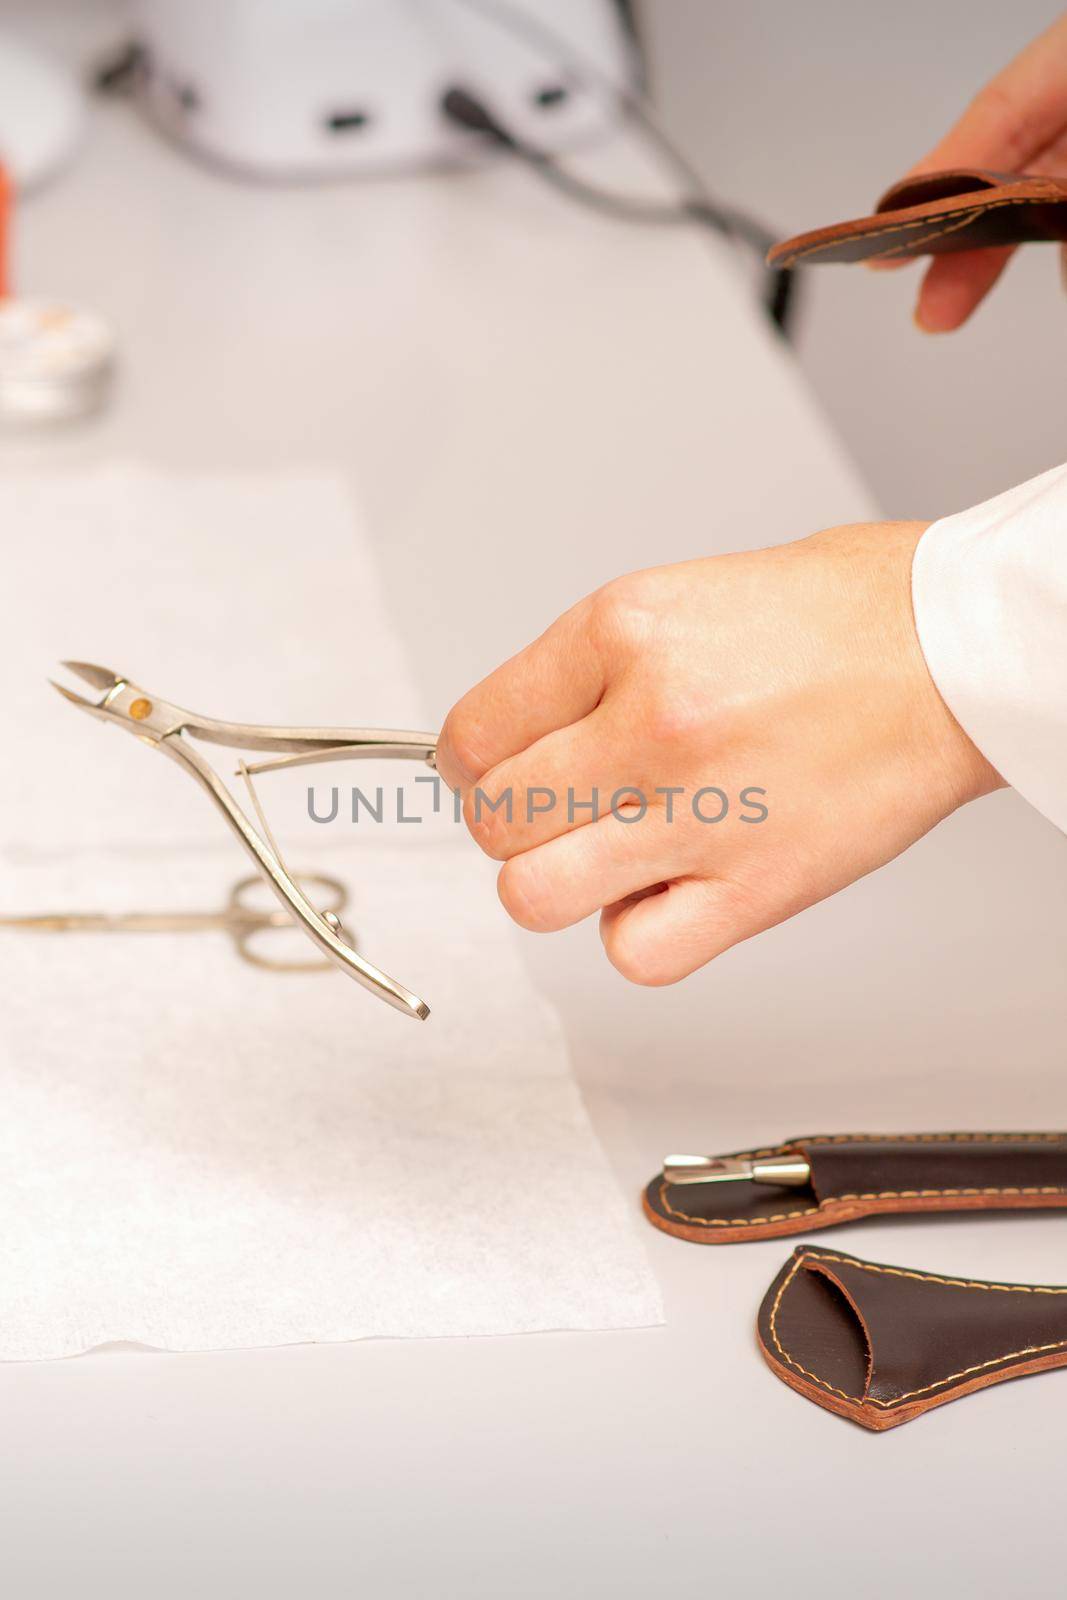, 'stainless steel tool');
661,1151,812,1188
51,661,438,1018
0,872,352,973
